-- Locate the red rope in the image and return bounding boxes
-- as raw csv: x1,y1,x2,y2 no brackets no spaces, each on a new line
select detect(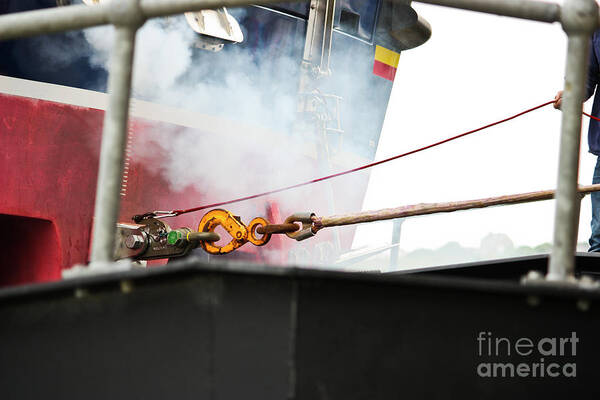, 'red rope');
173,100,557,216
584,111,600,122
